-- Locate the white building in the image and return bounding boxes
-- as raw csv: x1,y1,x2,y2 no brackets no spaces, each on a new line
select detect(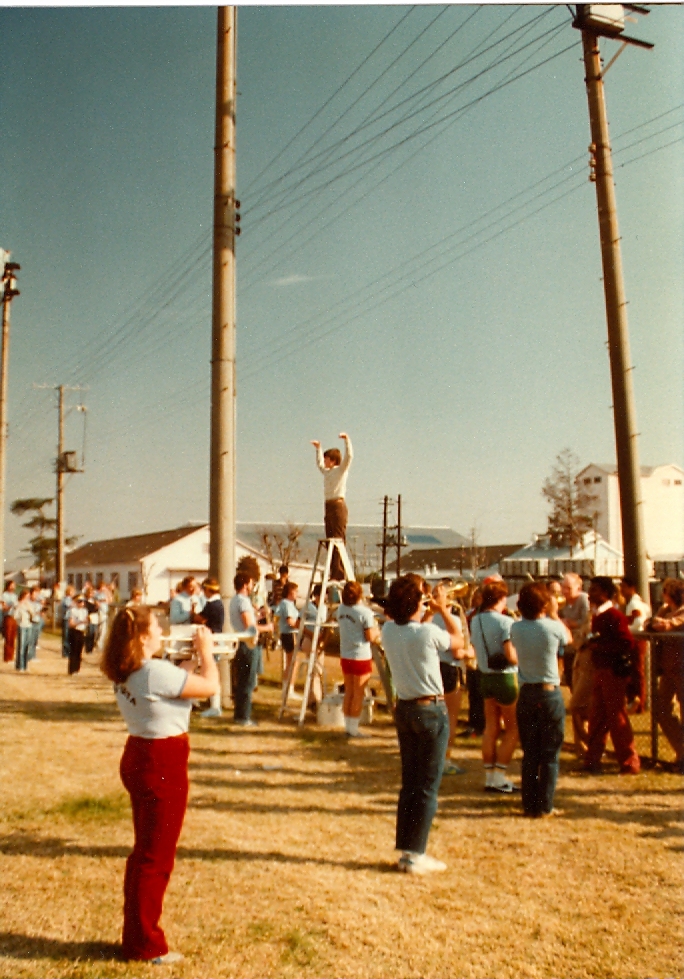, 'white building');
65,524,311,604
577,463,684,559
